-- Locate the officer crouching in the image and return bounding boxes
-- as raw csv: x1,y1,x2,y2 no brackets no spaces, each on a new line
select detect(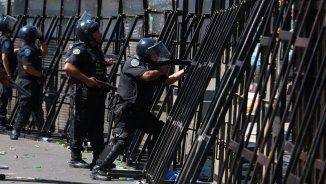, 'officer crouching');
90,38,188,180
